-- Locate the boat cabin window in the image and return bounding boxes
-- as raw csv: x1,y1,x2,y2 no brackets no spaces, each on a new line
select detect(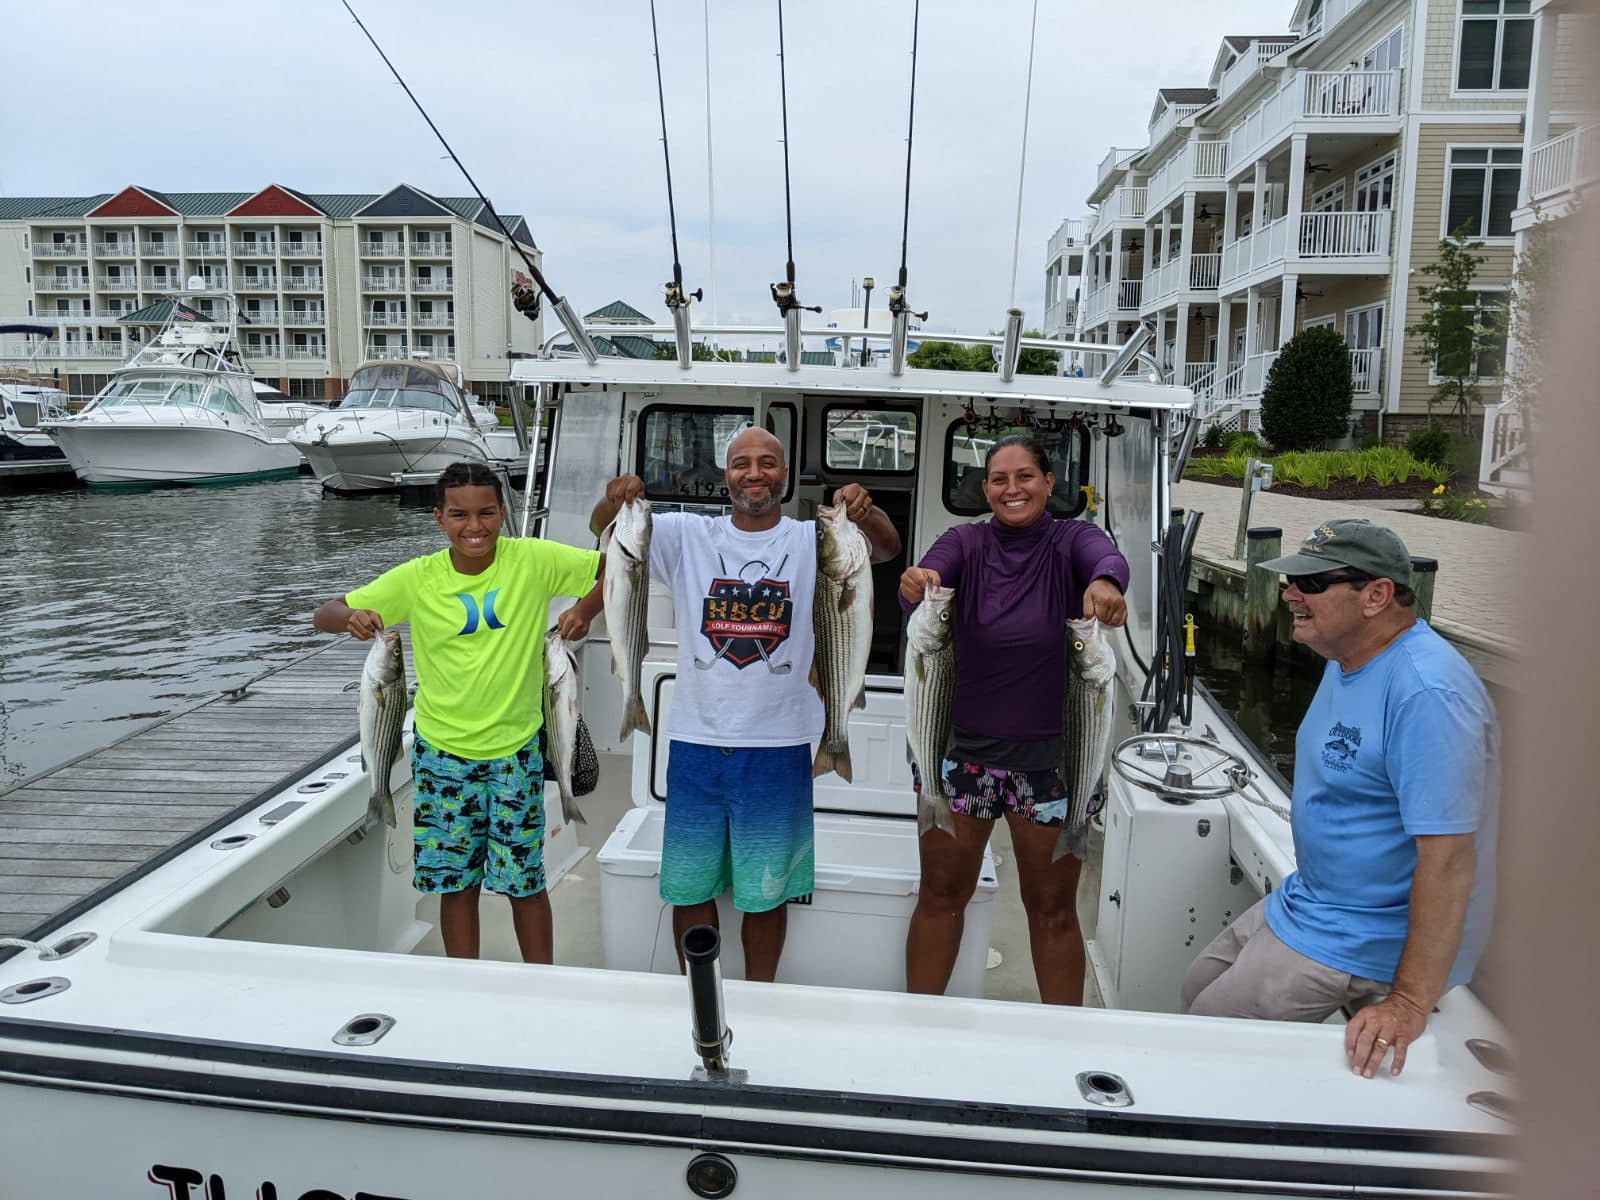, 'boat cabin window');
635,403,797,503
943,418,1090,518
166,381,209,410
822,405,918,475
203,384,249,419
99,379,177,407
